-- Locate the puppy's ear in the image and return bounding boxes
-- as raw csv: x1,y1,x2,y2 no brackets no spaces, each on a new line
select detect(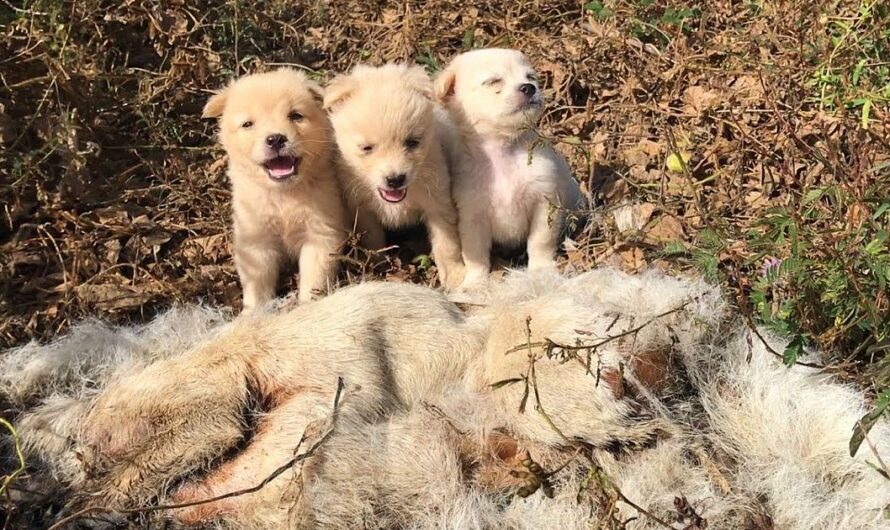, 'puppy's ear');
202,88,229,119
433,66,456,103
403,65,434,100
305,79,325,105
323,74,357,111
